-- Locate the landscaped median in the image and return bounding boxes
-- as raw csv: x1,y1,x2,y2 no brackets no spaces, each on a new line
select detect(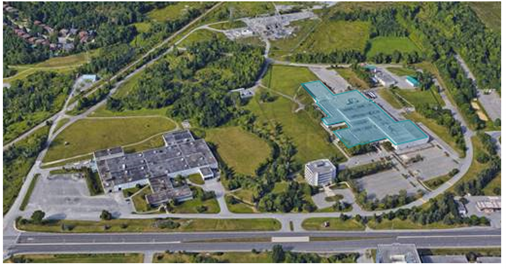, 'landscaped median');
16,217,282,233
